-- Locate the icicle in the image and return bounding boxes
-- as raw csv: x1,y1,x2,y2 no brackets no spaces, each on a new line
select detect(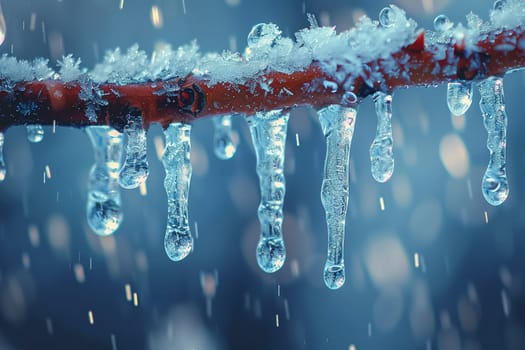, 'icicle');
26,125,44,143
86,126,124,236
370,92,394,183
318,105,357,289
478,77,509,206
162,123,193,262
447,82,473,116
0,131,5,181
212,115,237,160
119,113,149,189
247,110,289,273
